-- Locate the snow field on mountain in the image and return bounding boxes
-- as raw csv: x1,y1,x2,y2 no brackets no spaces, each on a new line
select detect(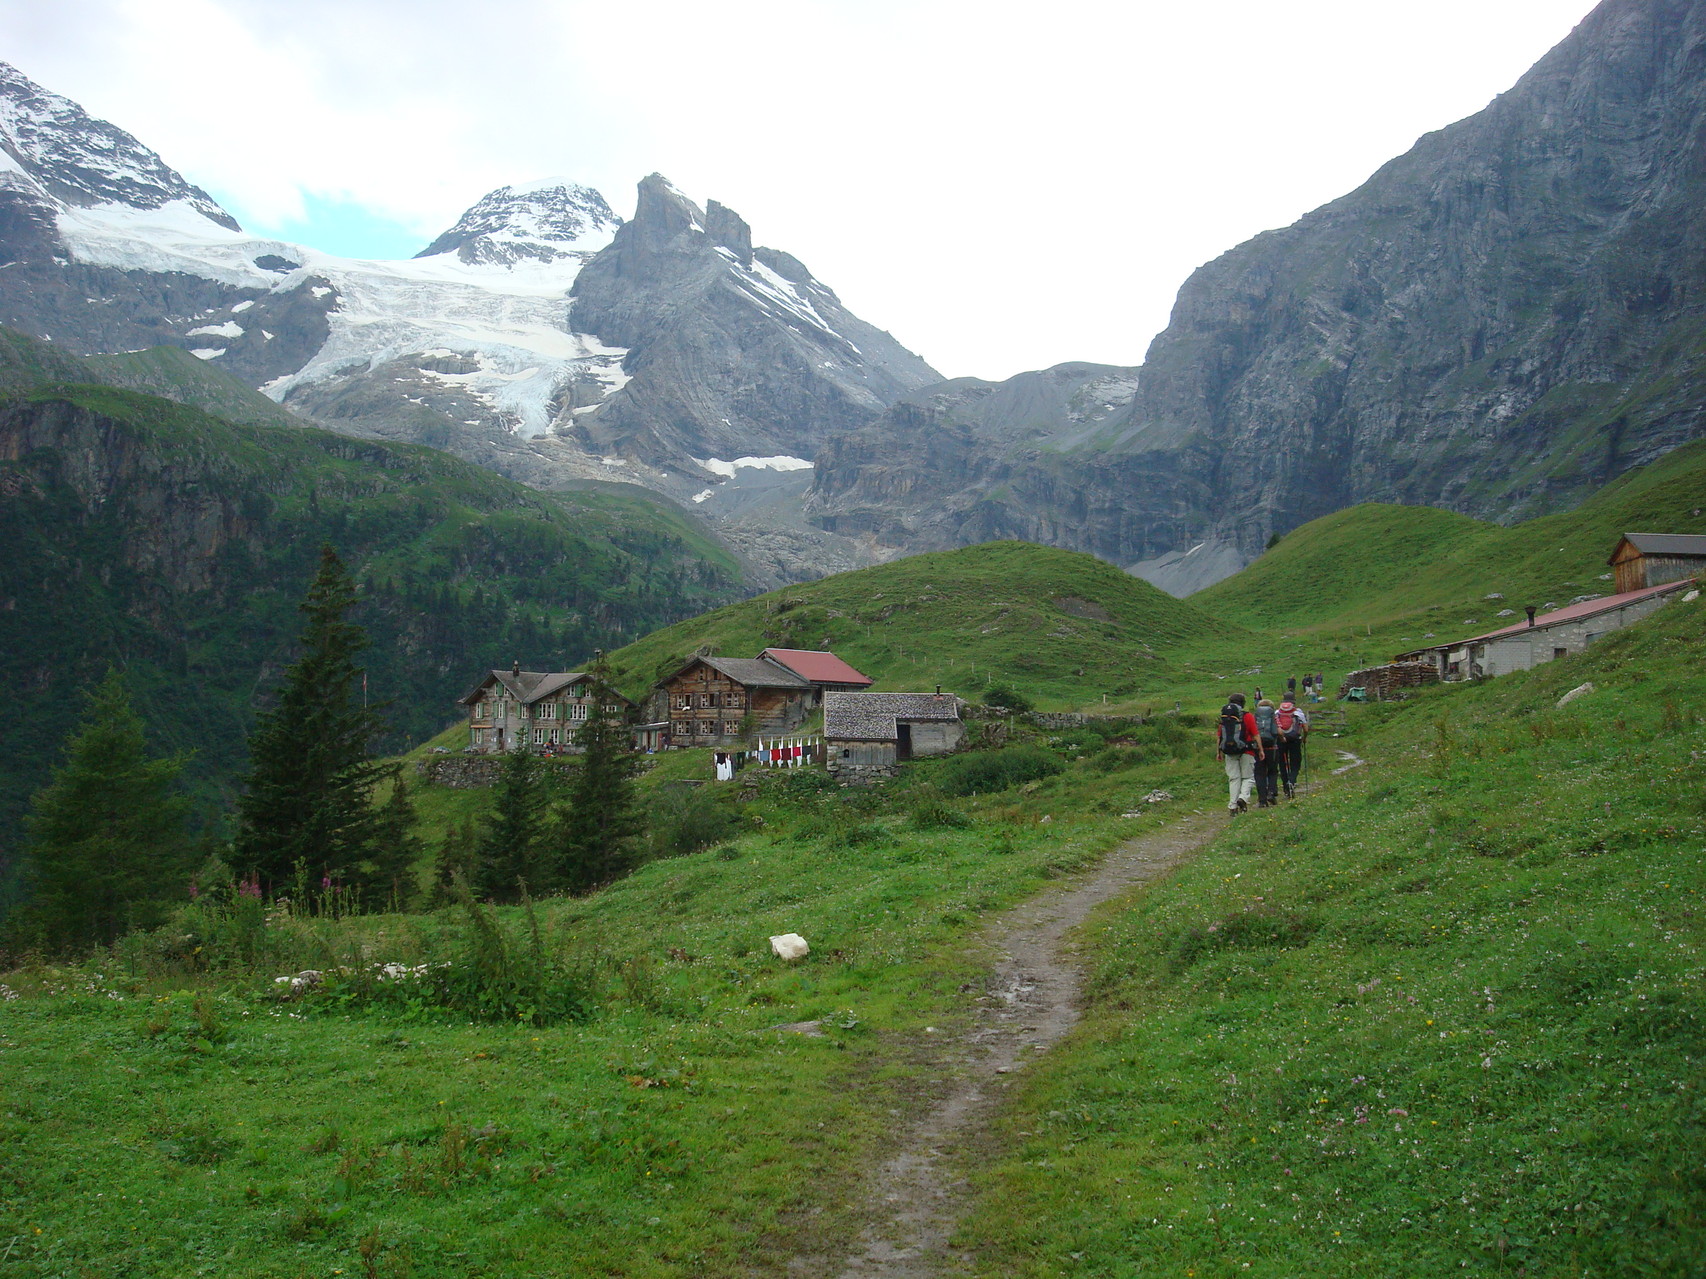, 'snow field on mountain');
55,199,632,437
